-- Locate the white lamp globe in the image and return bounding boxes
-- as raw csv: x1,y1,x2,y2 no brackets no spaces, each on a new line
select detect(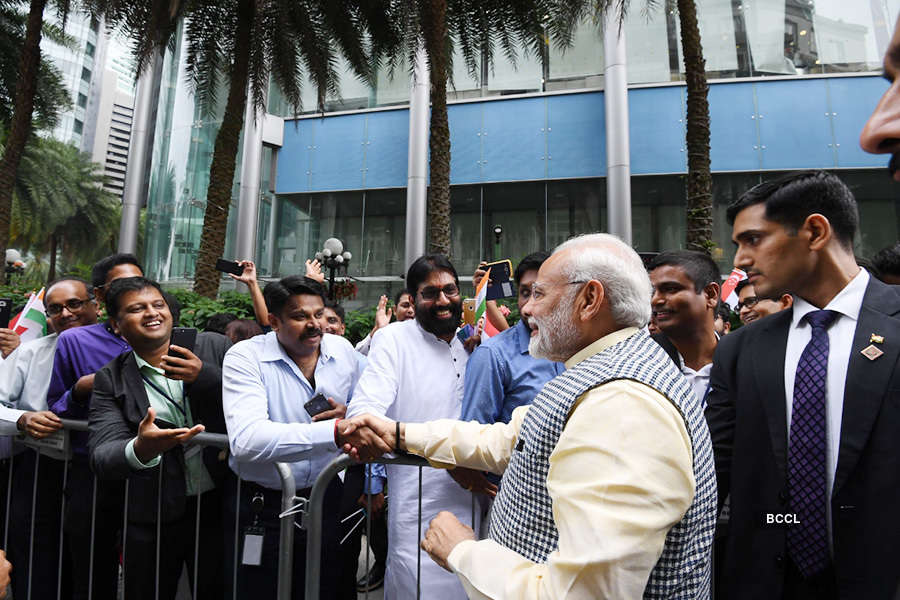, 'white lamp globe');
334,254,344,264
342,251,352,261
323,238,343,255
322,248,332,258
